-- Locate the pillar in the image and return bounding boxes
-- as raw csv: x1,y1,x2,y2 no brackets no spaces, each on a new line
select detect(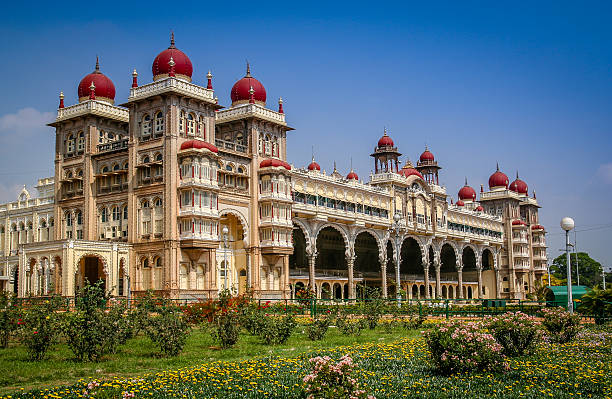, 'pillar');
477,266,483,299
209,249,217,292
380,255,388,298
494,268,501,298
347,255,355,299
423,259,430,299
435,262,441,298
457,265,464,299
282,255,290,299
307,252,316,292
